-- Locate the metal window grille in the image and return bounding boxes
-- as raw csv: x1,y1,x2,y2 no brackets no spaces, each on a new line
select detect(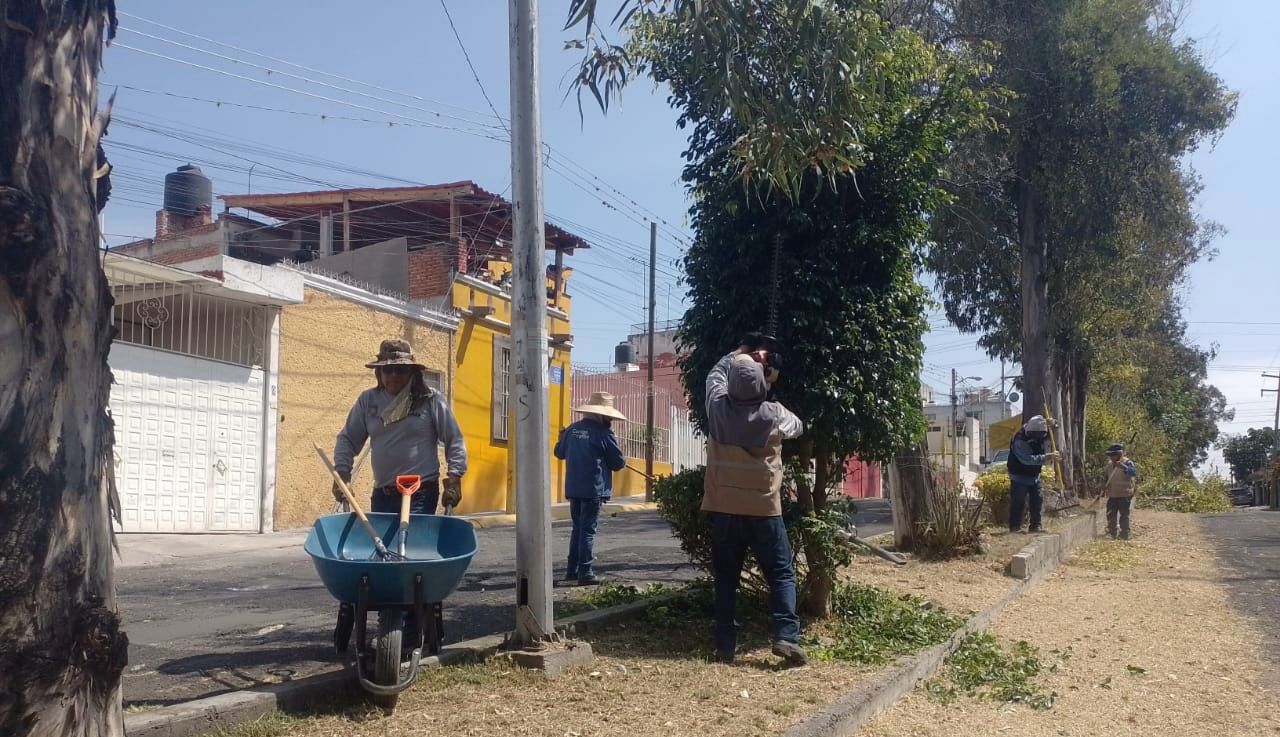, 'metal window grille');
493,342,511,441
107,264,267,368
